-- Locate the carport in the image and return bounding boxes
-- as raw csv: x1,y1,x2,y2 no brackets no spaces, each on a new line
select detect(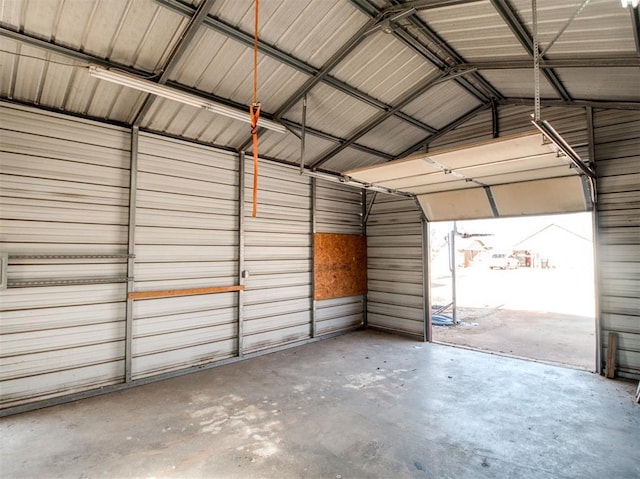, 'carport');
1,0,639,477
